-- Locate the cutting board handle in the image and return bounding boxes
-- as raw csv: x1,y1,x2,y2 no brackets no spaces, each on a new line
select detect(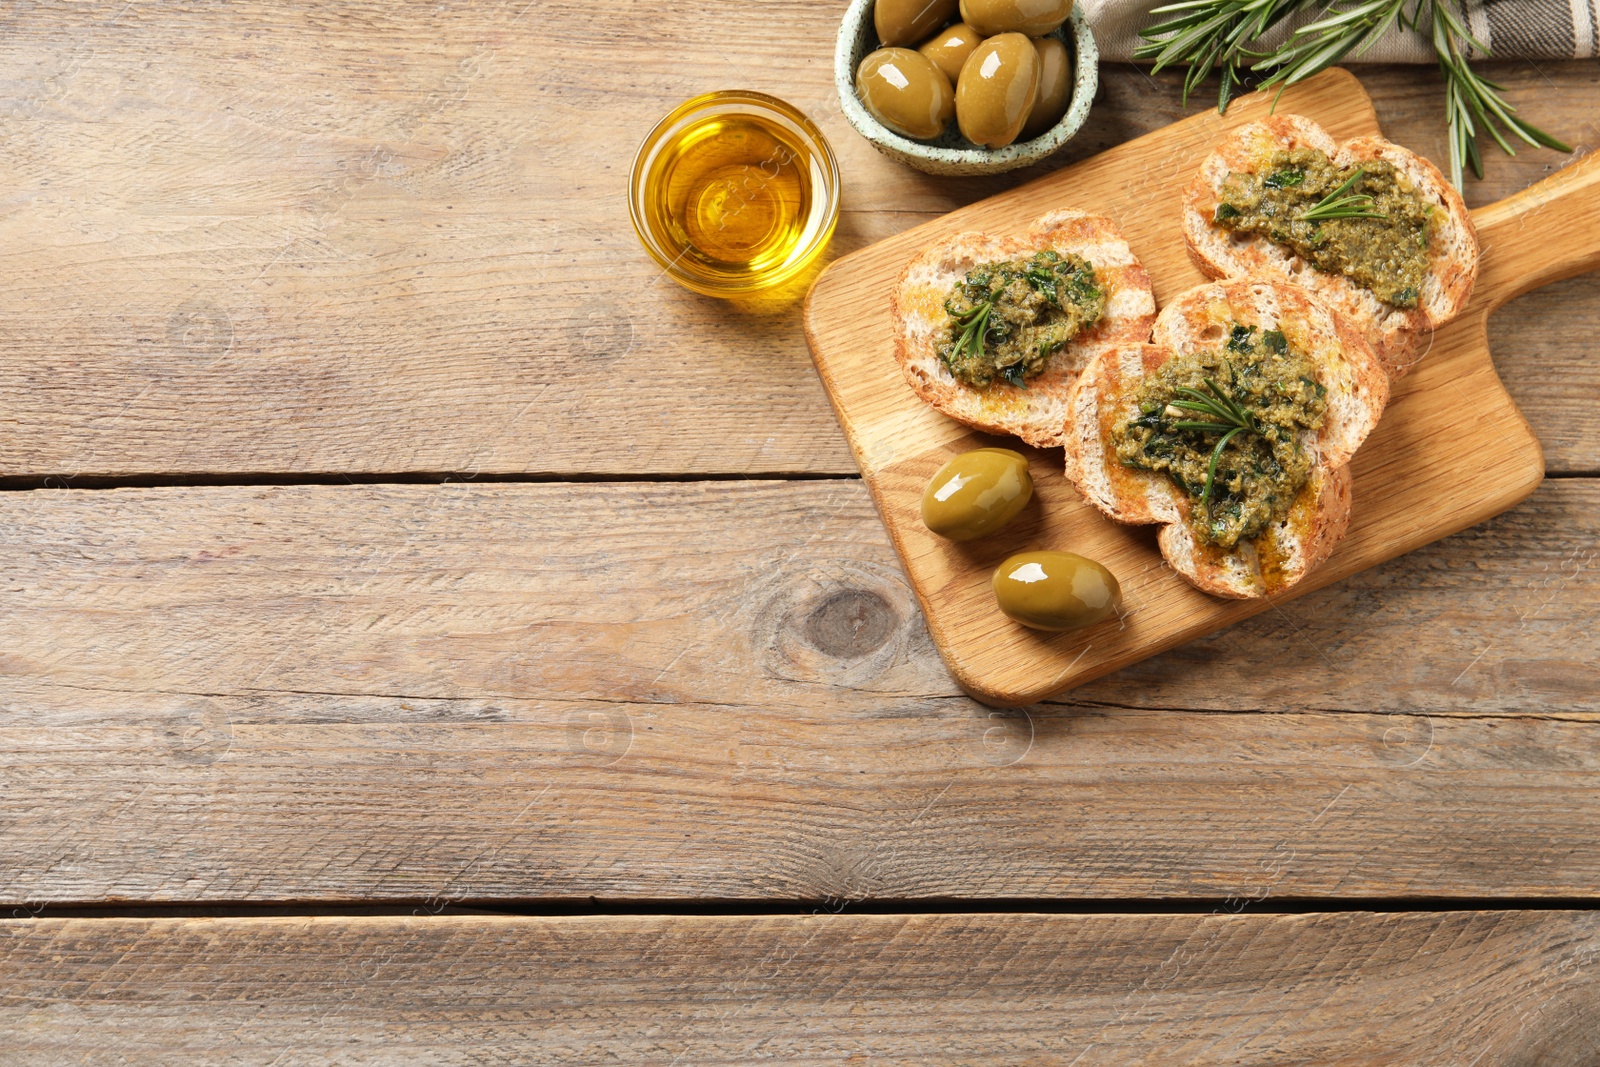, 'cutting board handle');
1473,149,1600,313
